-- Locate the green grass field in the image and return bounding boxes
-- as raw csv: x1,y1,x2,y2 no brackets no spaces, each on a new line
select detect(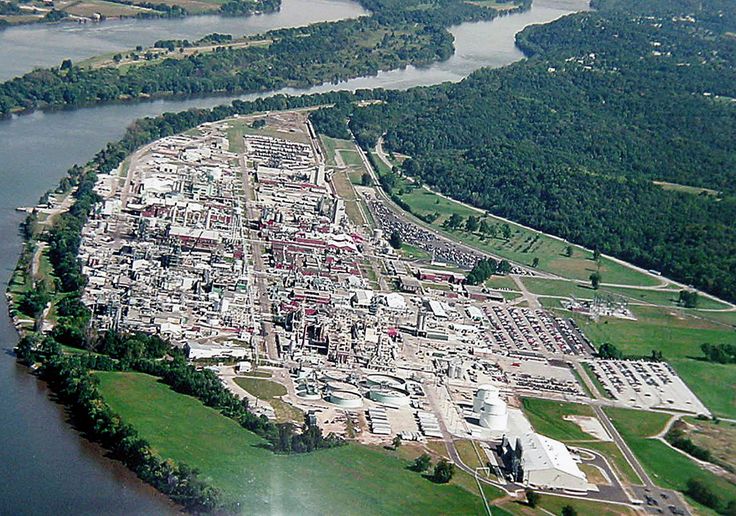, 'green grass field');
322,136,356,167
573,307,736,418
600,286,730,310
604,407,736,503
520,277,594,298
369,151,394,177
521,398,596,441
484,275,519,291
96,372,490,514
498,494,636,515
399,243,432,261
575,440,641,485
396,187,659,286
233,377,303,424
